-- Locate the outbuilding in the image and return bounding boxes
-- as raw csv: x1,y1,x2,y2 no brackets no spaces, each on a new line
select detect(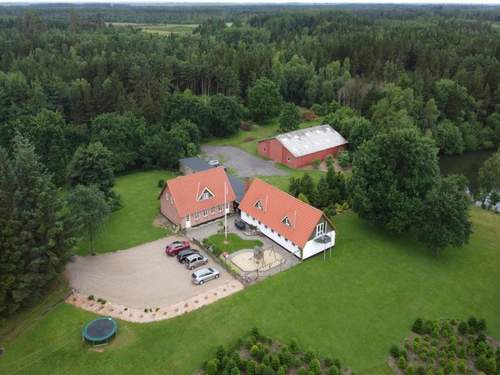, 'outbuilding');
258,124,348,168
